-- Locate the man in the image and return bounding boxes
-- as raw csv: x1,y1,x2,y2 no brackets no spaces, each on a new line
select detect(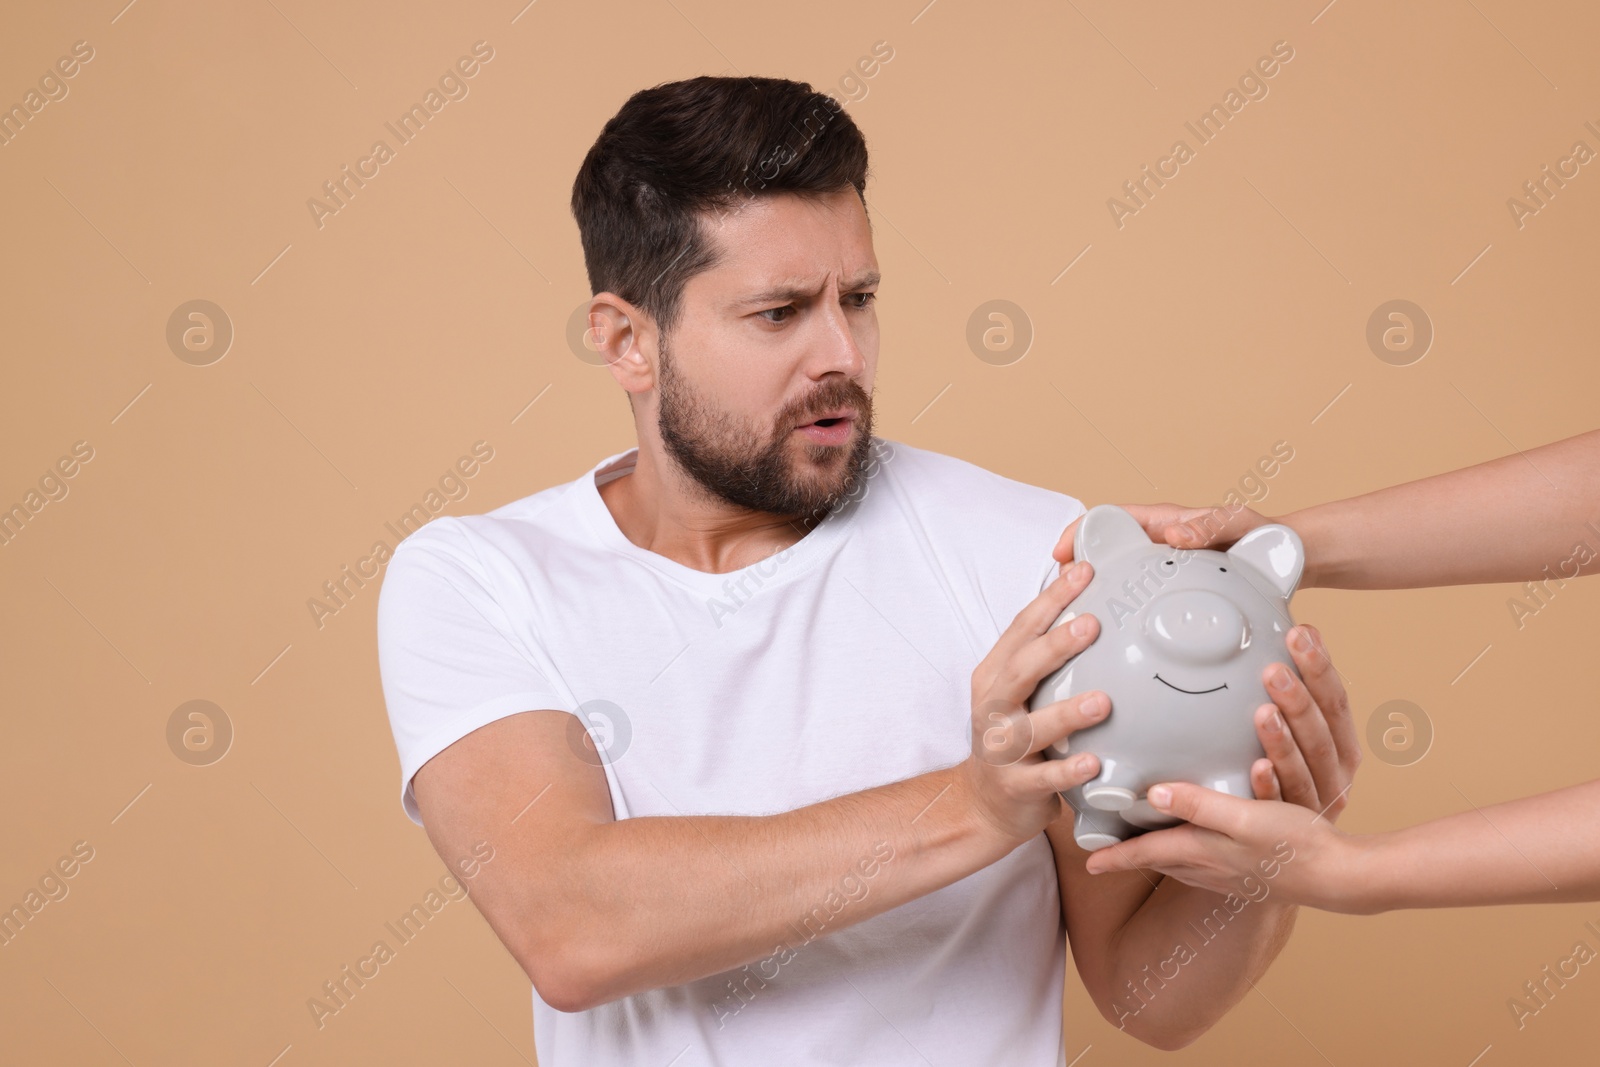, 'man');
376,75,1358,1064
